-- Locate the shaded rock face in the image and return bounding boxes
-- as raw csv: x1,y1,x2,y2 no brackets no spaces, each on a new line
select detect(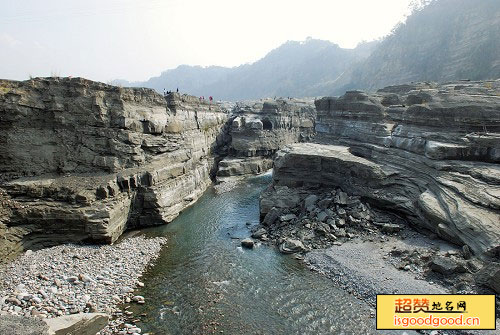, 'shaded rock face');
266,81,500,260
216,157,273,179
0,77,230,259
217,98,316,179
230,98,316,157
